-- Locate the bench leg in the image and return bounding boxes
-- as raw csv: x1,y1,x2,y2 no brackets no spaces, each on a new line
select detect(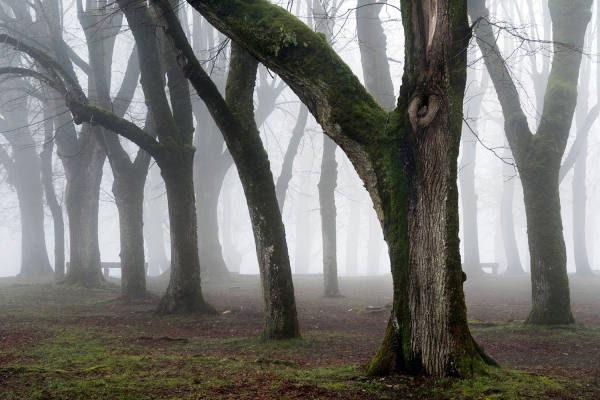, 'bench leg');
104,268,109,278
